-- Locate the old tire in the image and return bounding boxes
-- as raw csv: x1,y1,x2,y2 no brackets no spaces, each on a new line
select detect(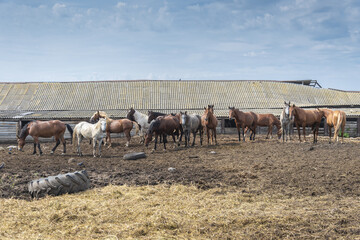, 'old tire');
123,152,146,160
28,170,90,198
